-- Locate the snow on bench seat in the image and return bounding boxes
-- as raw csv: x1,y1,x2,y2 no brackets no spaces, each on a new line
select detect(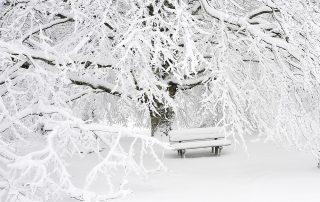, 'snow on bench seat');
169,127,225,142
169,127,223,136
171,139,231,150
170,133,225,142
